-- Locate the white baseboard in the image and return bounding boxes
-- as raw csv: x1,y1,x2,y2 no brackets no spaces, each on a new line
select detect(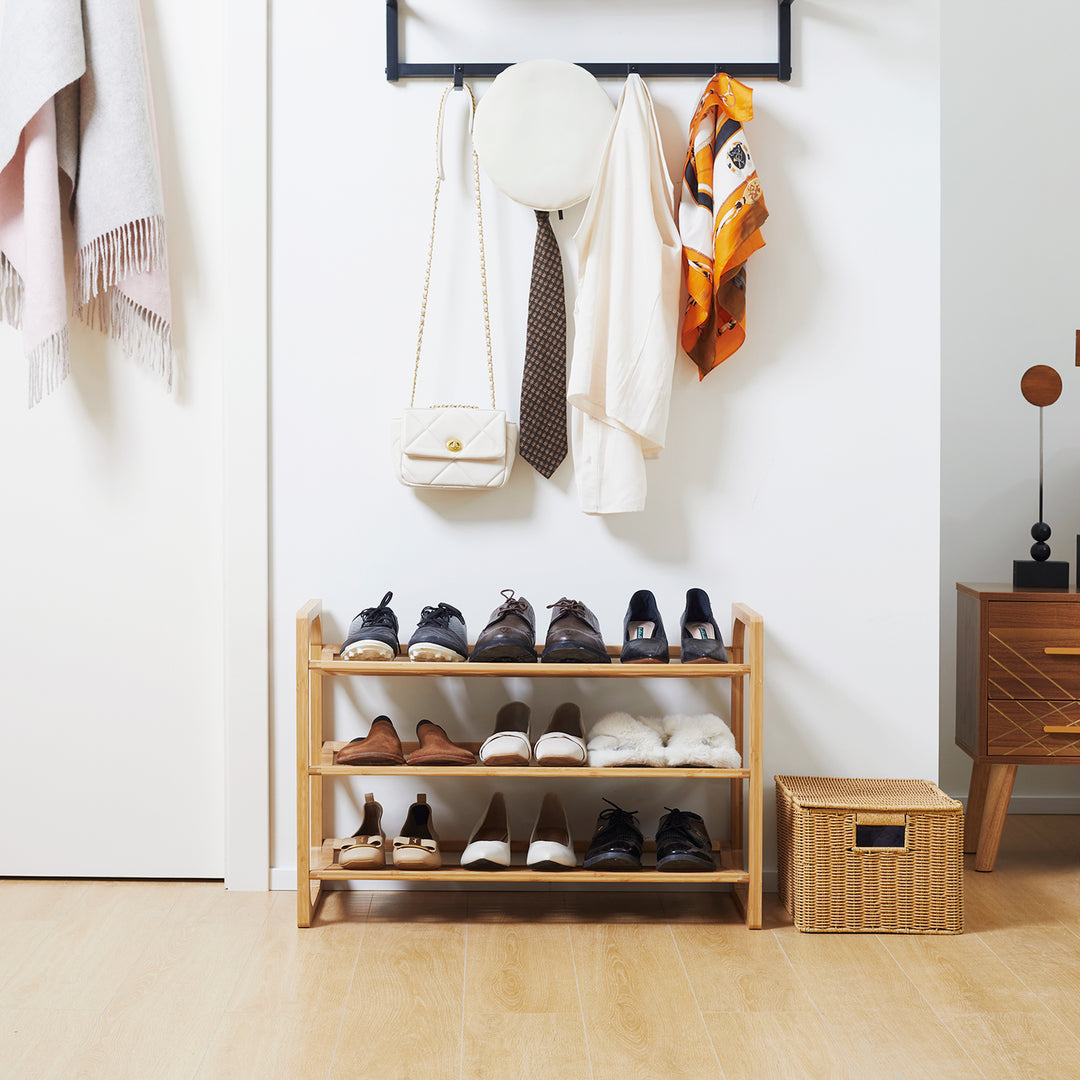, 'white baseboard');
270,866,779,893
